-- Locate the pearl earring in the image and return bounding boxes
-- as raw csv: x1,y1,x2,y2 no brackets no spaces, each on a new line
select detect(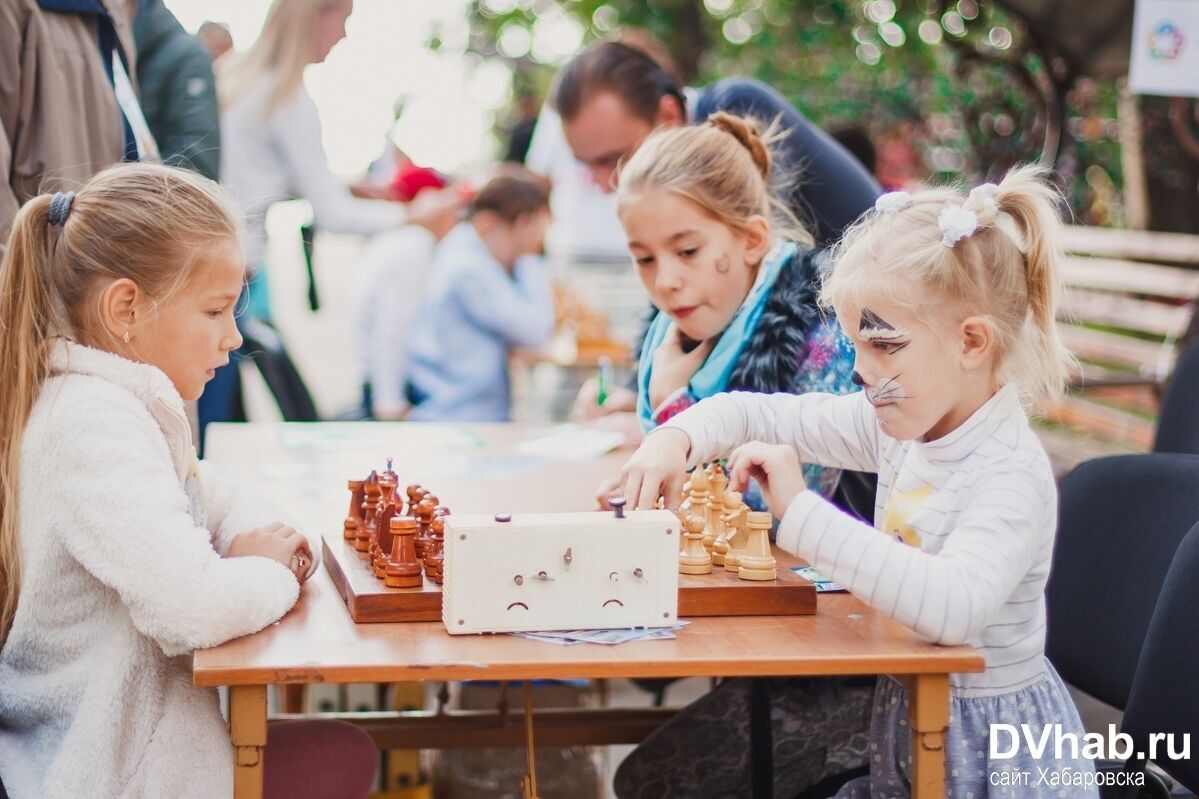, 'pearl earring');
123,331,130,344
